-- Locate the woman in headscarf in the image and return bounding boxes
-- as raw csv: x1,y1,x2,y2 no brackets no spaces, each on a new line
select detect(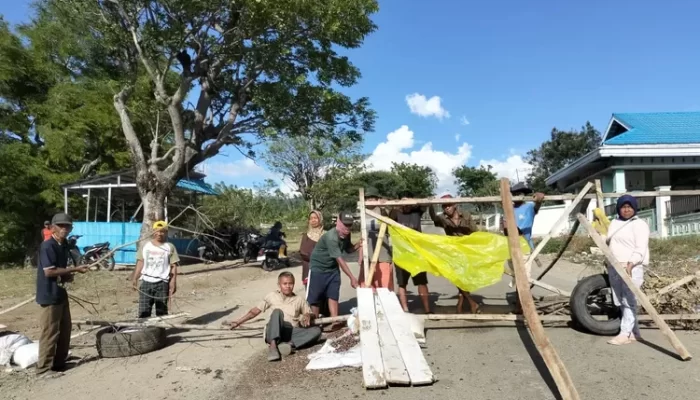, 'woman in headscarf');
300,210,325,288
605,194,650,345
